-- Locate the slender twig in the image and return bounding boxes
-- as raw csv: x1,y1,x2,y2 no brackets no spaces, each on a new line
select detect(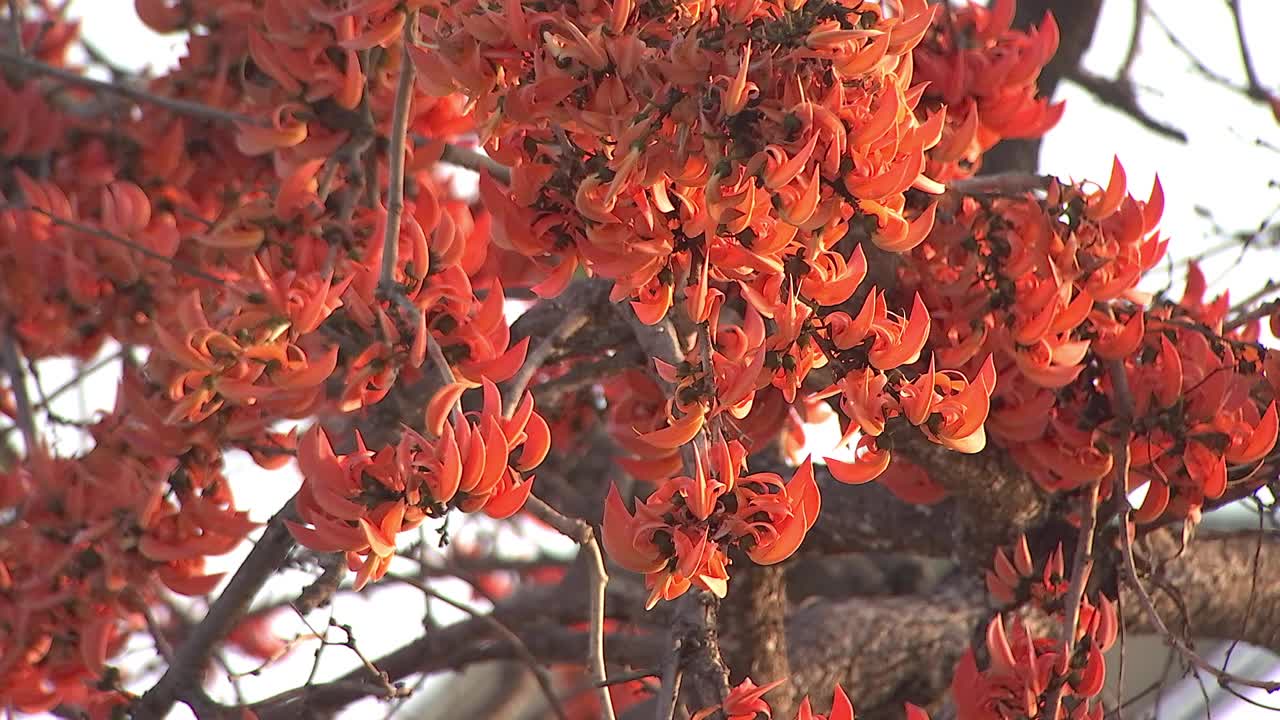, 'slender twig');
1225,295,1280,333
392,574,571,720
1118,0,1144,79
1147,8,1267,102
1106,359,1280,694
377,11,417,301
1043,480,1101,720
0,50,268,125
653,632,684,720
0,329,37,455
1062,69,1187,142
1227,279,1280,316
615,304,682,392
133,495,302,719
531,351,642,403
1224,0,1266,97
501,308,590,416
439,142,513,183
523,495,617,720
